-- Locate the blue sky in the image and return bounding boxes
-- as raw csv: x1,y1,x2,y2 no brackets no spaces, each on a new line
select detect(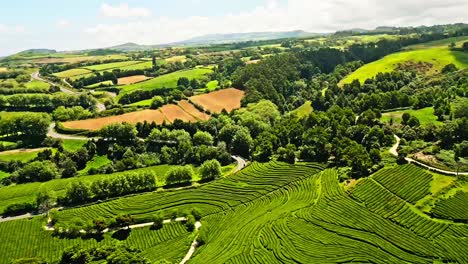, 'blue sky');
1,0,467,56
